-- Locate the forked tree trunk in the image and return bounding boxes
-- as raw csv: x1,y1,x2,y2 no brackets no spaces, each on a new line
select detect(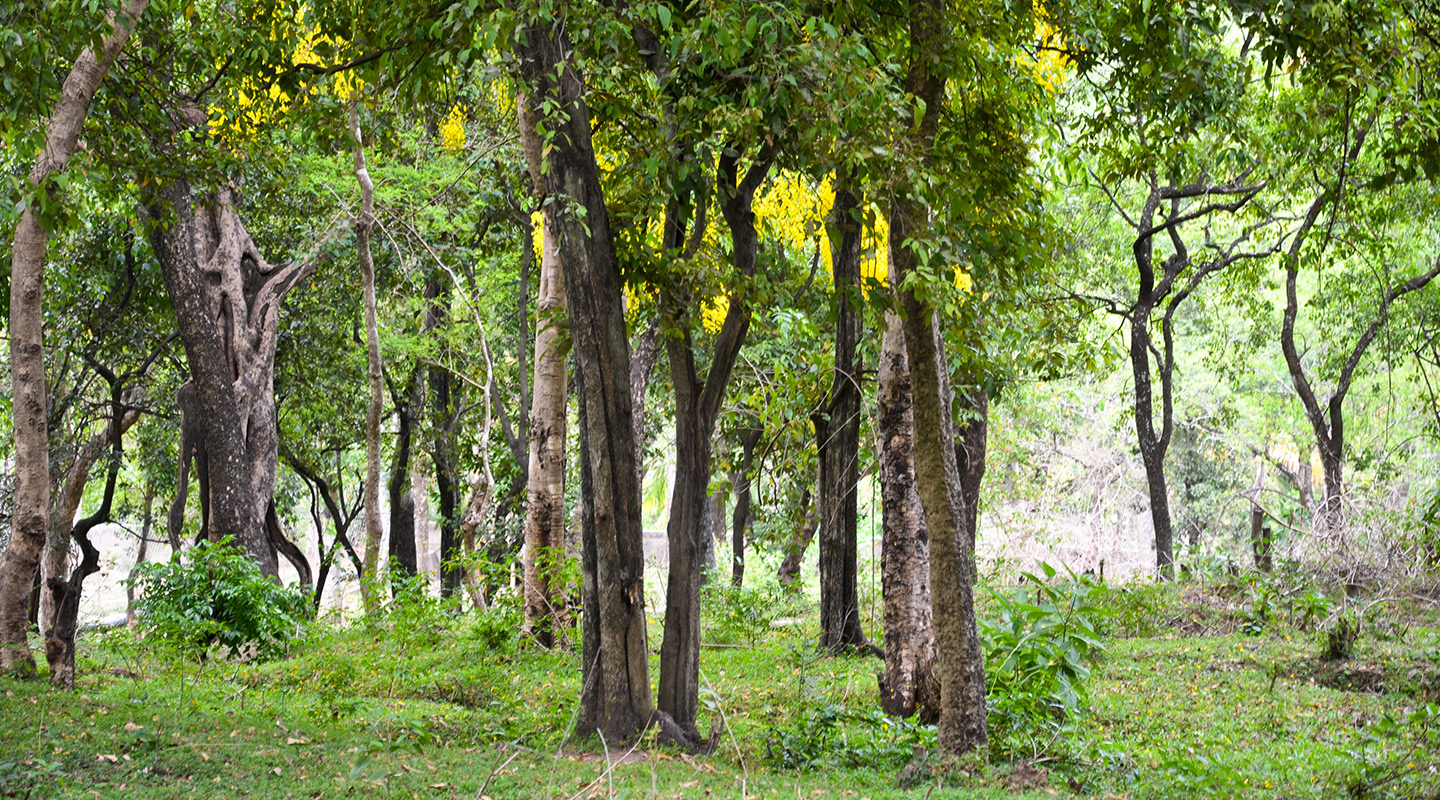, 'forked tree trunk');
518,92,572,647
0,0,149,677
657,146,773,739
351,102,385,613
876,311,937,719
39,404,141,629
816,181,869,653
515,17,662,744
44,377,127,688
890,0,987,754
